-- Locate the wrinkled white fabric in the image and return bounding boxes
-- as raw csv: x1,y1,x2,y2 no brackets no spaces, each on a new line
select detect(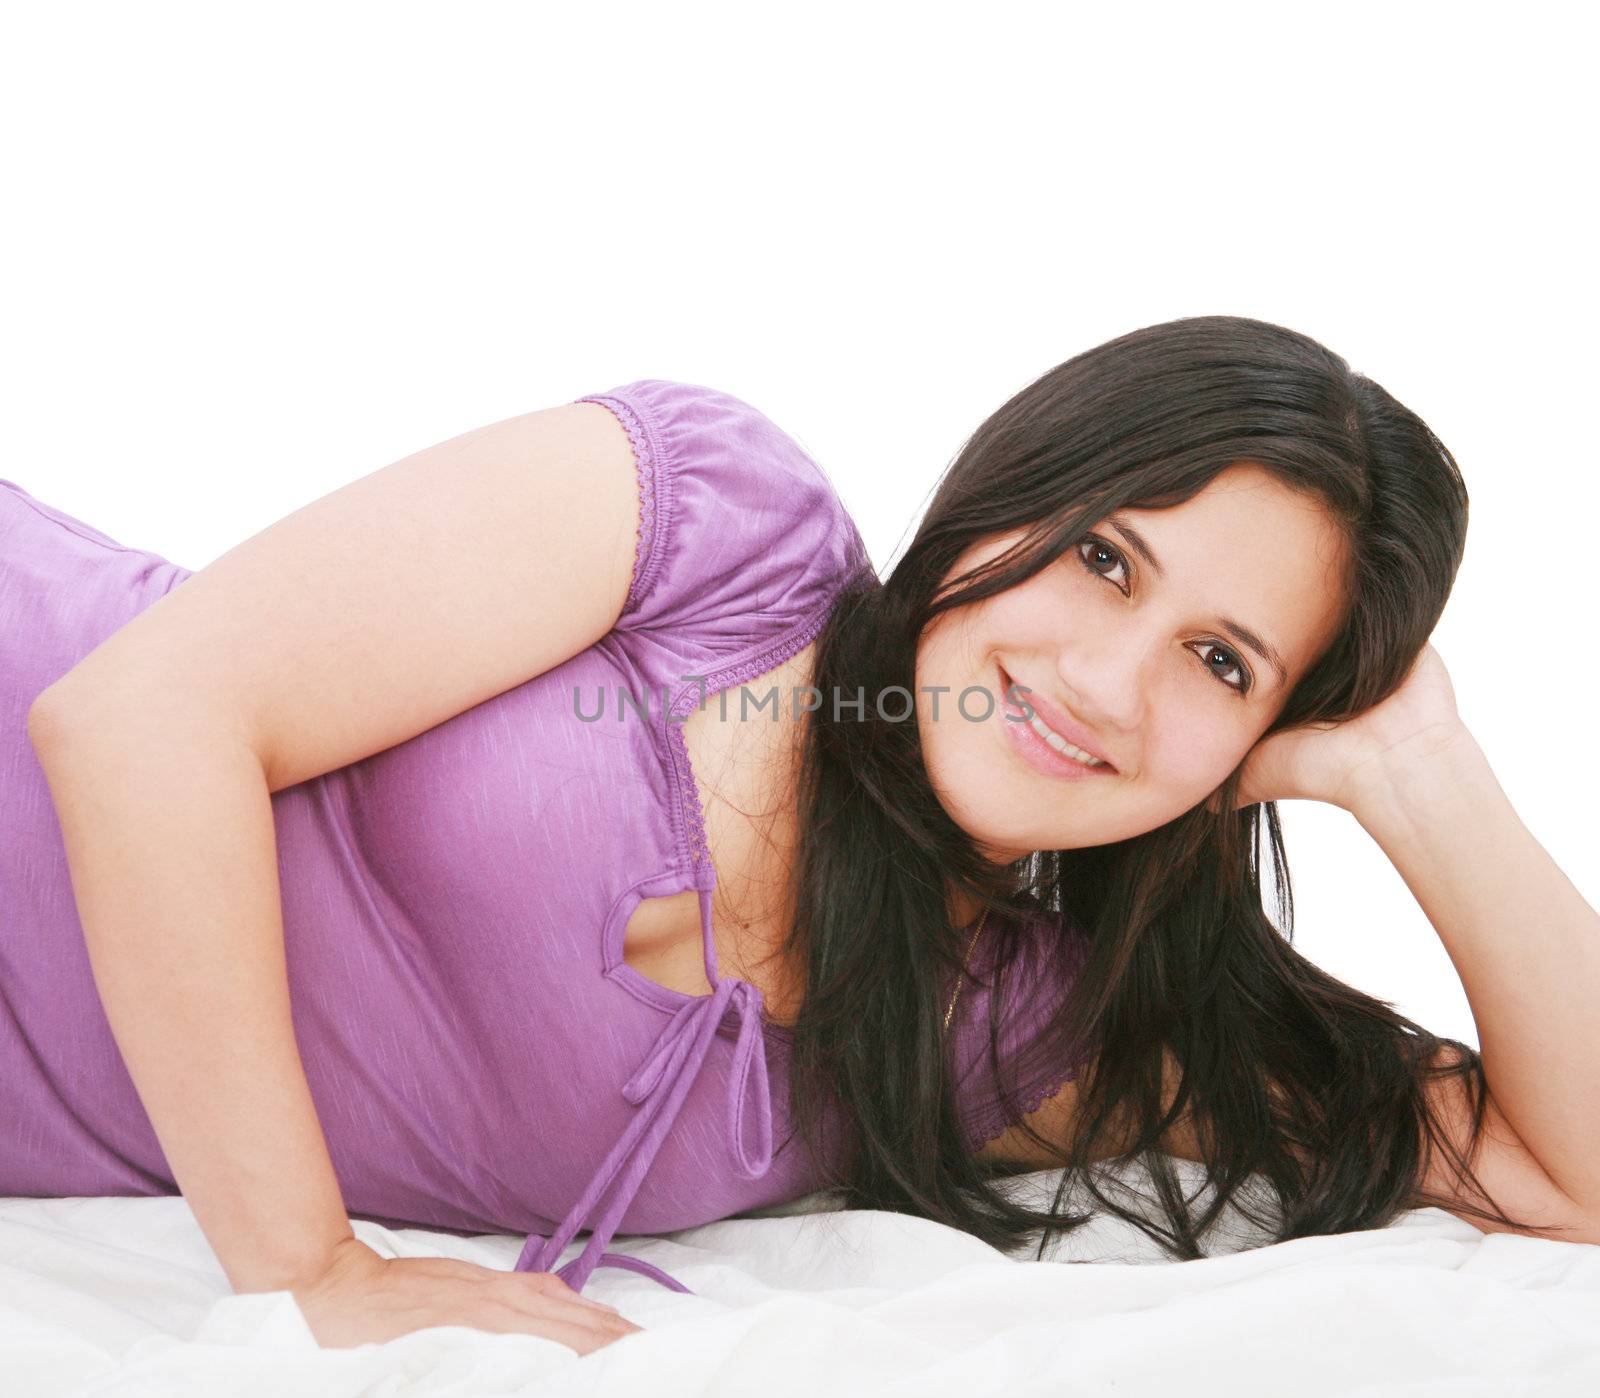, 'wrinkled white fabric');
5,1153,1598,1396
